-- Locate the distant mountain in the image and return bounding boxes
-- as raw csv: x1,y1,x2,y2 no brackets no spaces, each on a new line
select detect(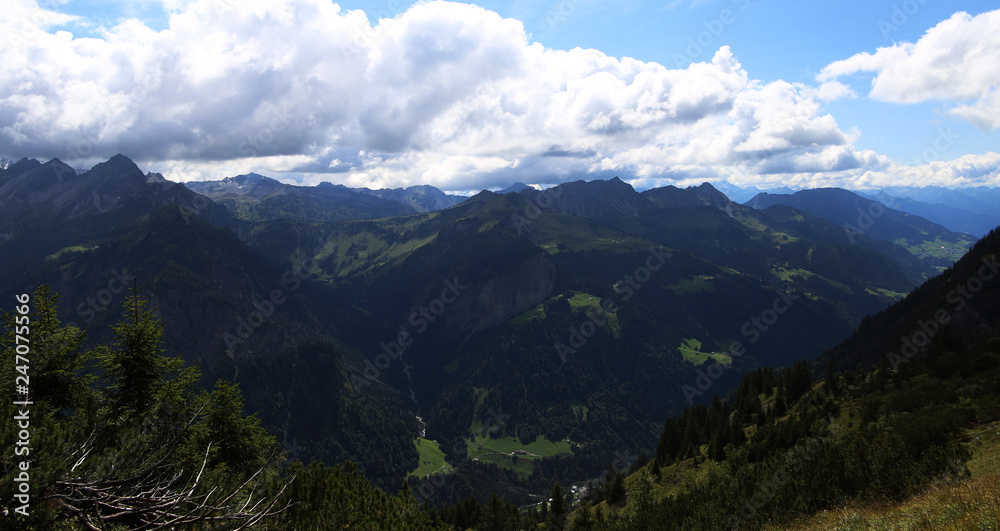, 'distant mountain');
523,180,933,291
745,188,977,269
520,176,661,236
857,190,999,237
354,184,466,212
0,155,317,378
497,182,531,194
0,157,42,178
641,182,735,211
712,181,795,203
964,186,1000,208
187,172,284,200
297,177,948,503
0,154,238,278
877,185,1000,217
186,174,418,223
